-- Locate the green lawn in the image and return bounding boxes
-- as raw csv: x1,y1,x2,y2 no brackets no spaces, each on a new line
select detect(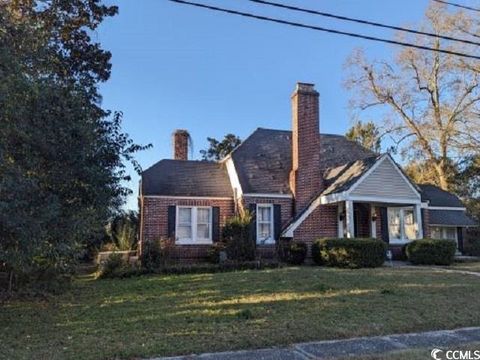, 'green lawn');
2,266,480,360
452,262,480,273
